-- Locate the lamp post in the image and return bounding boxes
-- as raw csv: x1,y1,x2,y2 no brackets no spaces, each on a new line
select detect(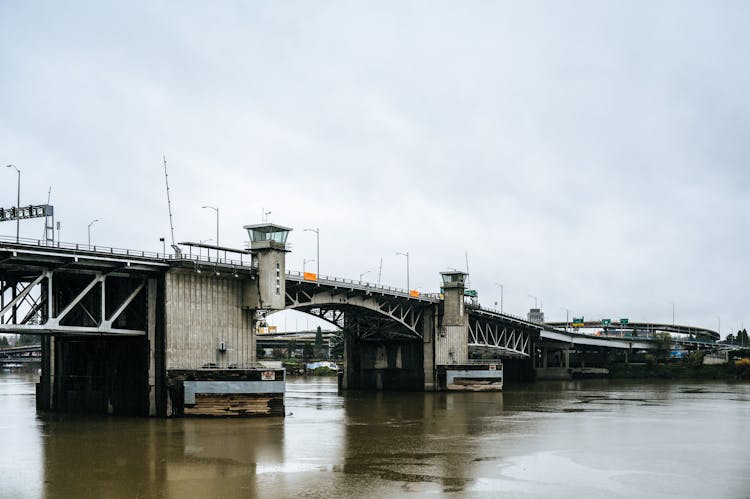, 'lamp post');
396,251,410,291
359,270,370,282
199,238,213,260
303,258,315,273
304,227,320,278
160,237,166,257
670,302,675,326
716,315,721,338
201,205,219,246
202,205,219,260
5,165,20,242
494,282,504,313
87,219,99,248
